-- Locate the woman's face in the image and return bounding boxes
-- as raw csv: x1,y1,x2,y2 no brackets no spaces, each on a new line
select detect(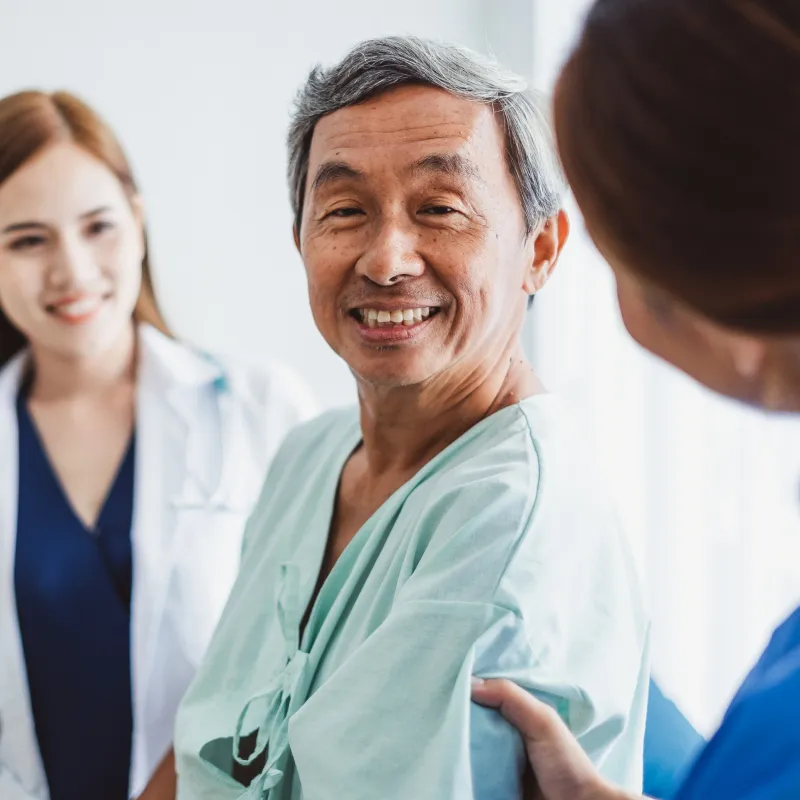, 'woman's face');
0,142,144,361
611,258,800,412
